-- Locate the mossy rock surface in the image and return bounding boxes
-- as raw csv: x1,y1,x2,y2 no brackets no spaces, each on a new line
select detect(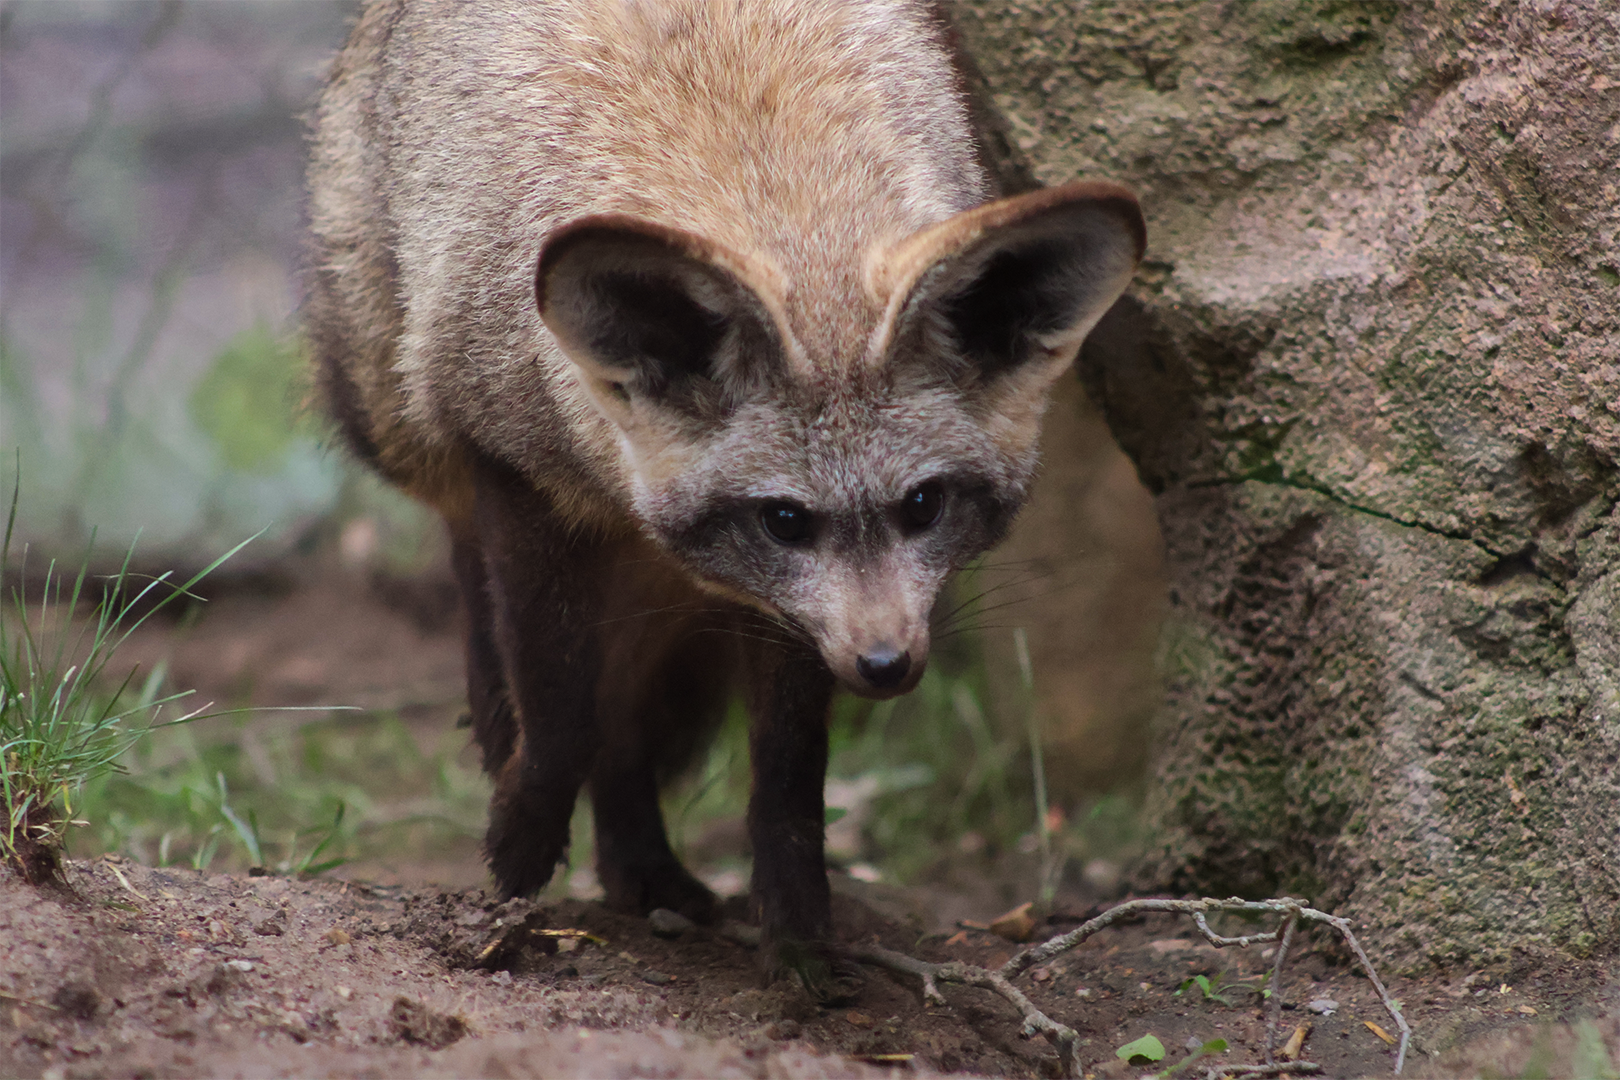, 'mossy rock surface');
957,0,1620,972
